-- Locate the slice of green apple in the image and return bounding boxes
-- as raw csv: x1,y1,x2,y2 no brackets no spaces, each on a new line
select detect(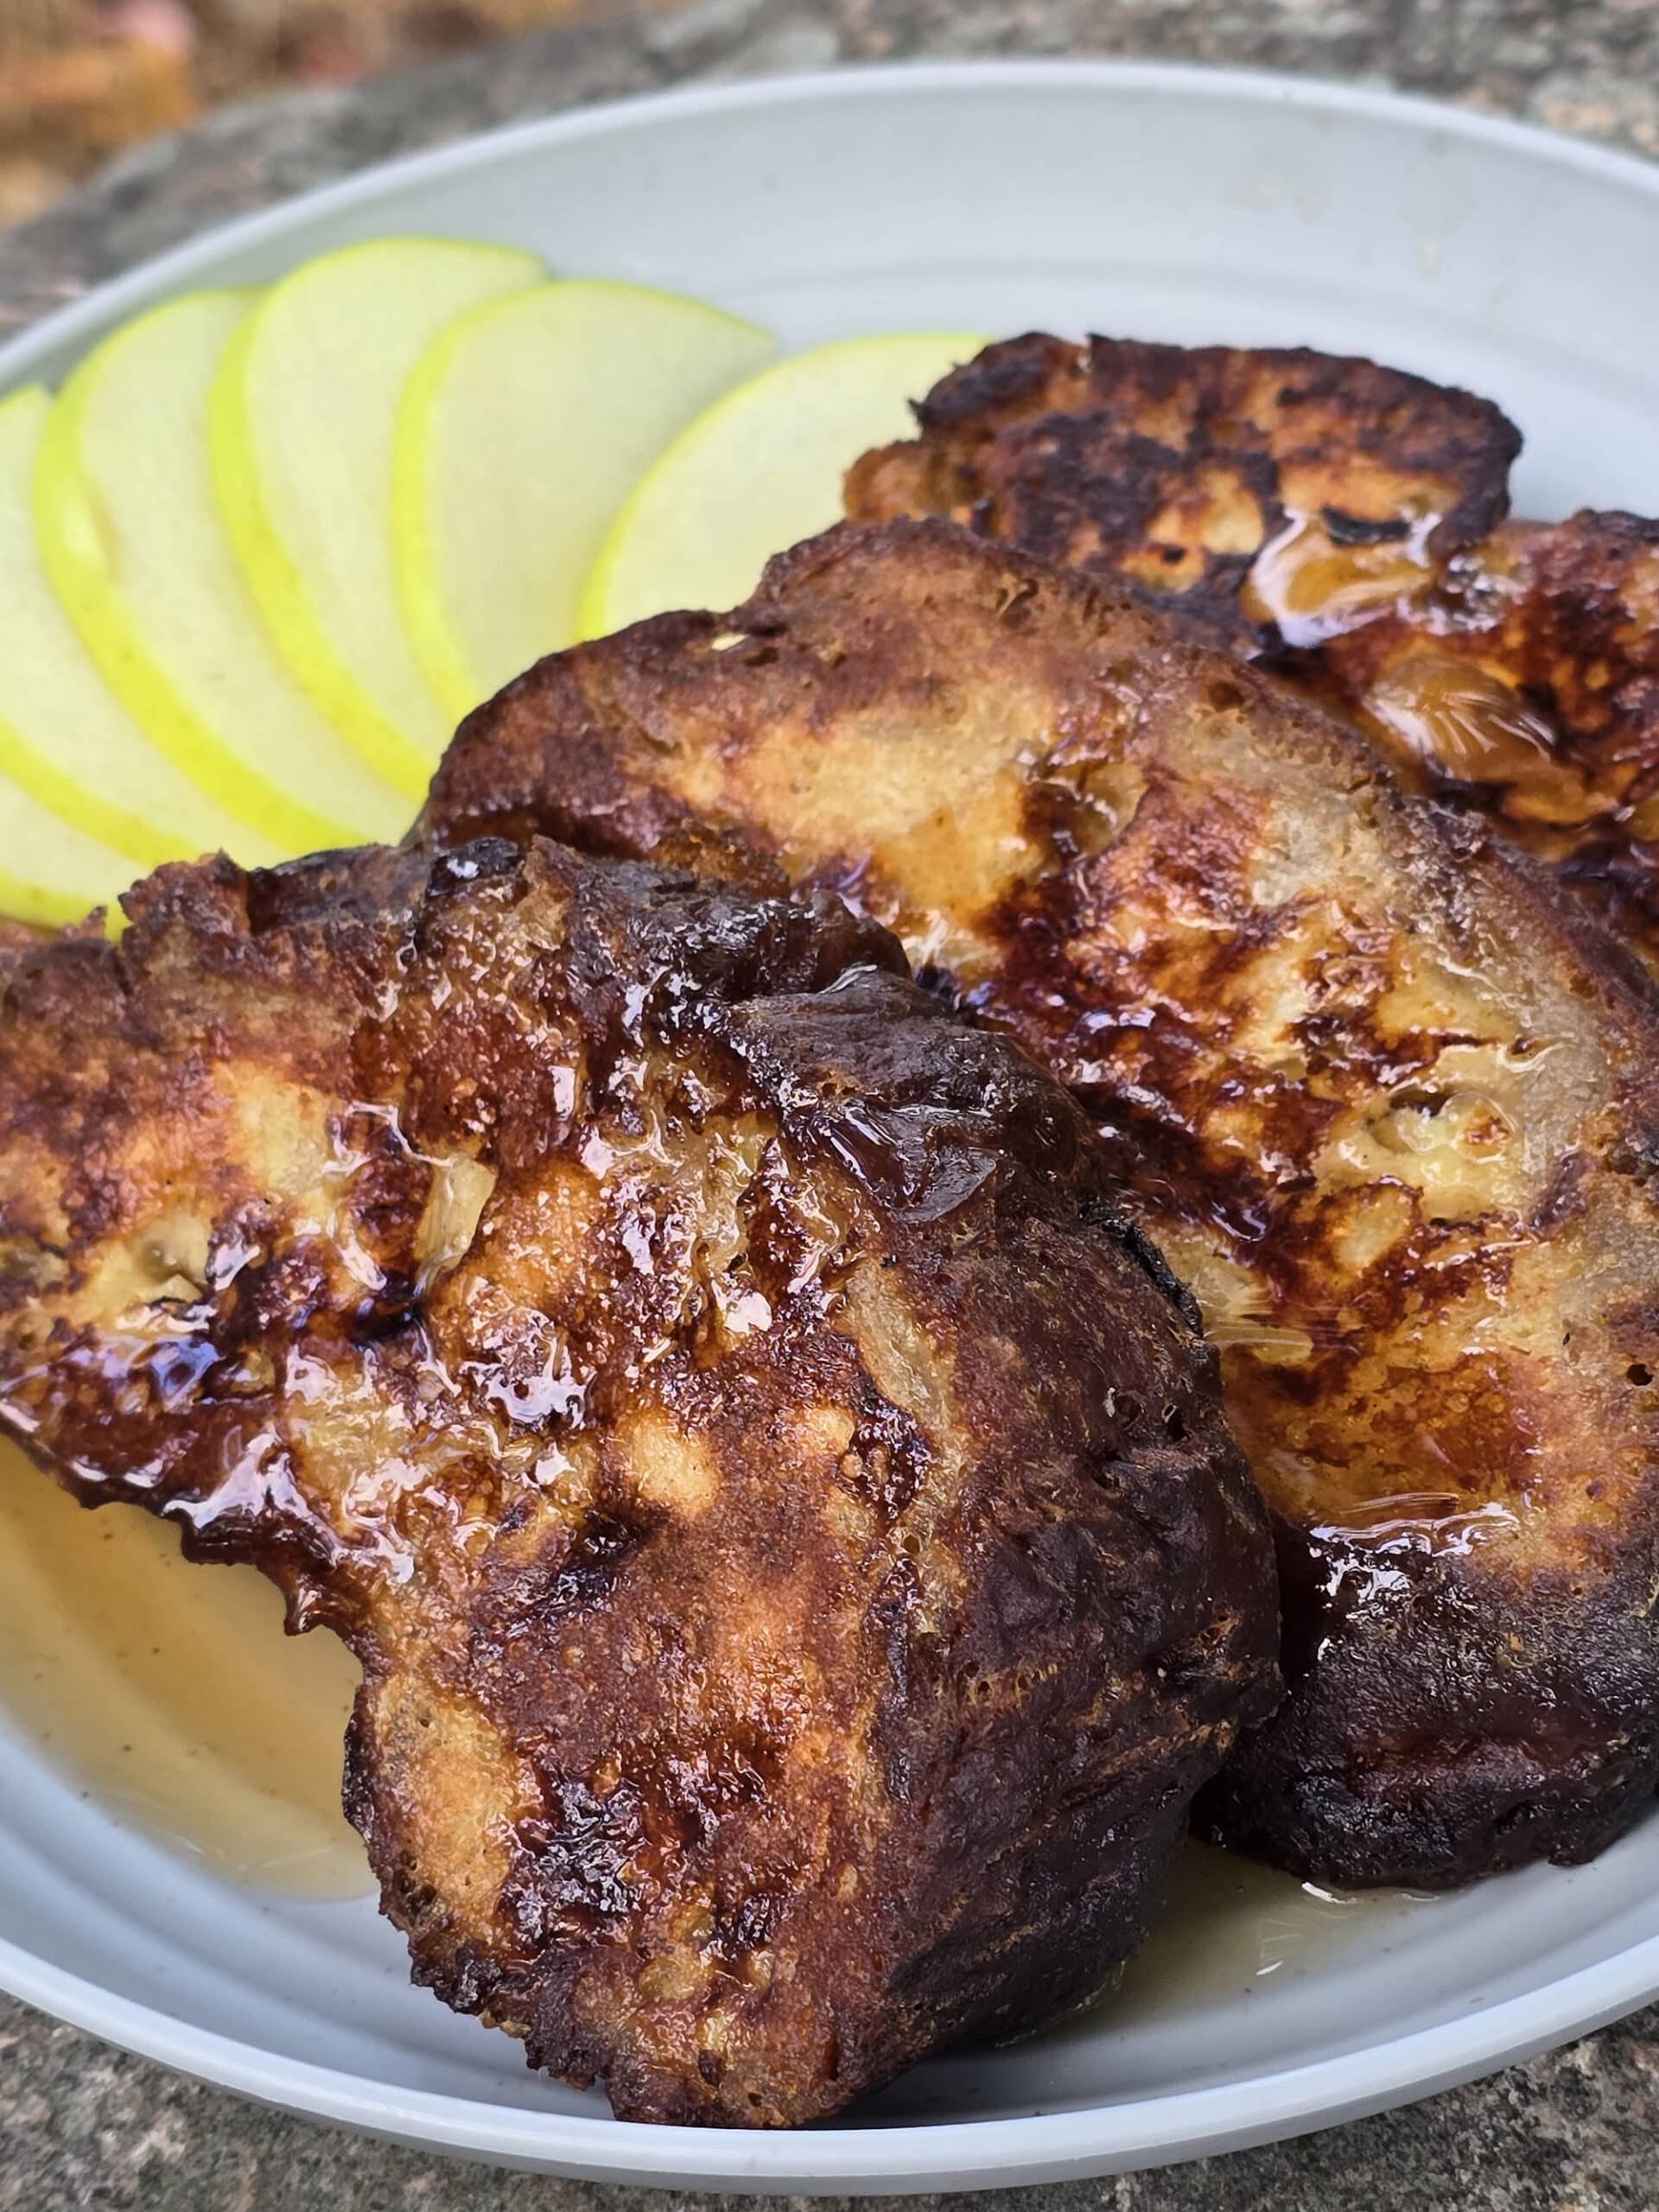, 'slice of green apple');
581,333,987,636
0,387,278,880
394,280,774,721
212,238,543,787
35,292,409,855
0,774,139,932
